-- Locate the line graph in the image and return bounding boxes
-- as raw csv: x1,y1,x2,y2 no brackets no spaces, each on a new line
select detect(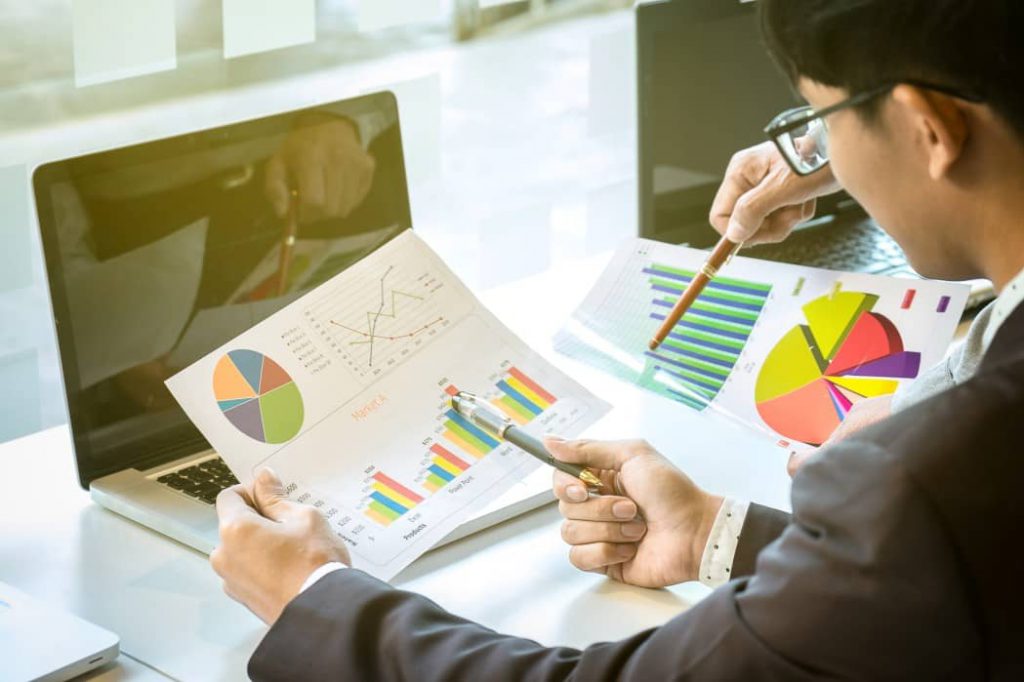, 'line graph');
326,267,441,366
303,264,452,378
